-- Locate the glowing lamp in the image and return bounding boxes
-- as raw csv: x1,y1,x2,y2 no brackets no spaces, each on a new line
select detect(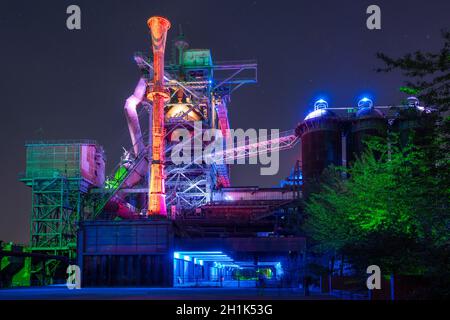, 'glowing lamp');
407,96,419,108
314,99,328,110
358,97,373,109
